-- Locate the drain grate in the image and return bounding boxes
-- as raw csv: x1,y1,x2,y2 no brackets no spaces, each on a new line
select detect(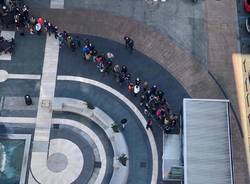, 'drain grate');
94,161,102,168
53,124,60,129
140,162,147,168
